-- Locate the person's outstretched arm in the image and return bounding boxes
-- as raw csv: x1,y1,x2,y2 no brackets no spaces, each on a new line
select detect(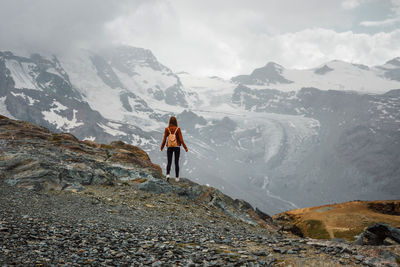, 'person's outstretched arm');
160,128,168,151
178,128,188,152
